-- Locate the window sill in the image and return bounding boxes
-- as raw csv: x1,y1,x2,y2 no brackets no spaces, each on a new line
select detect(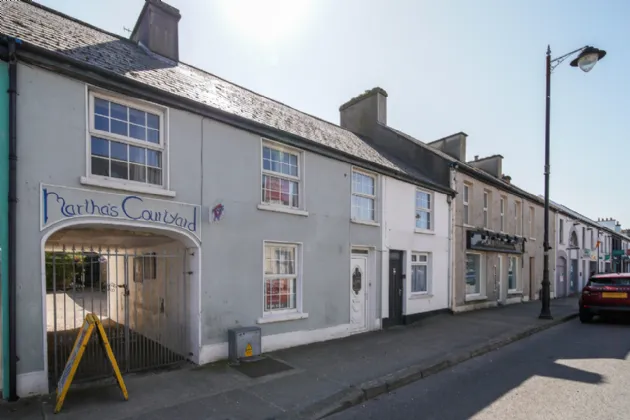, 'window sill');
508,290,522,295
257,204,309,217
529,238,536,241
351,219,380,227
257,312,309,324
80,176,176,198
465,294,488,302
414,228,435,235
409,293,433,300
463,224,475,229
